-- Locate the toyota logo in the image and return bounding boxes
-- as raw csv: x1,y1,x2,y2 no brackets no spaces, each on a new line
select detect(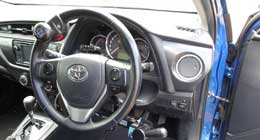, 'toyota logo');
67,64,88,82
